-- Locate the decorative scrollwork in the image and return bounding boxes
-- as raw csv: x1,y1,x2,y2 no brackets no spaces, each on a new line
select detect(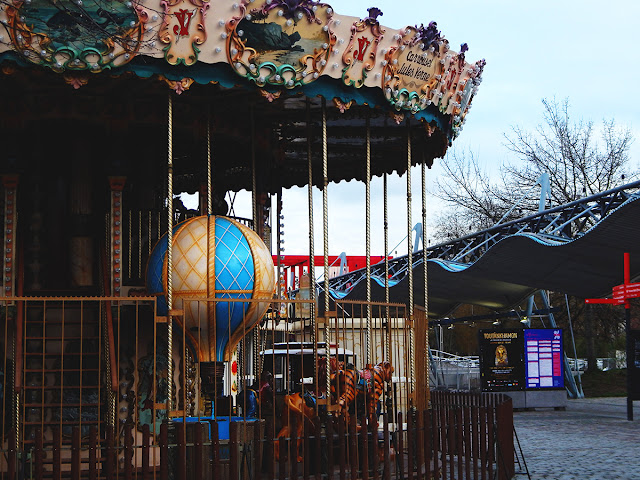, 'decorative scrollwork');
158,0,209,66
382,26,485,137
6,0,145,73
341,17,384,88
